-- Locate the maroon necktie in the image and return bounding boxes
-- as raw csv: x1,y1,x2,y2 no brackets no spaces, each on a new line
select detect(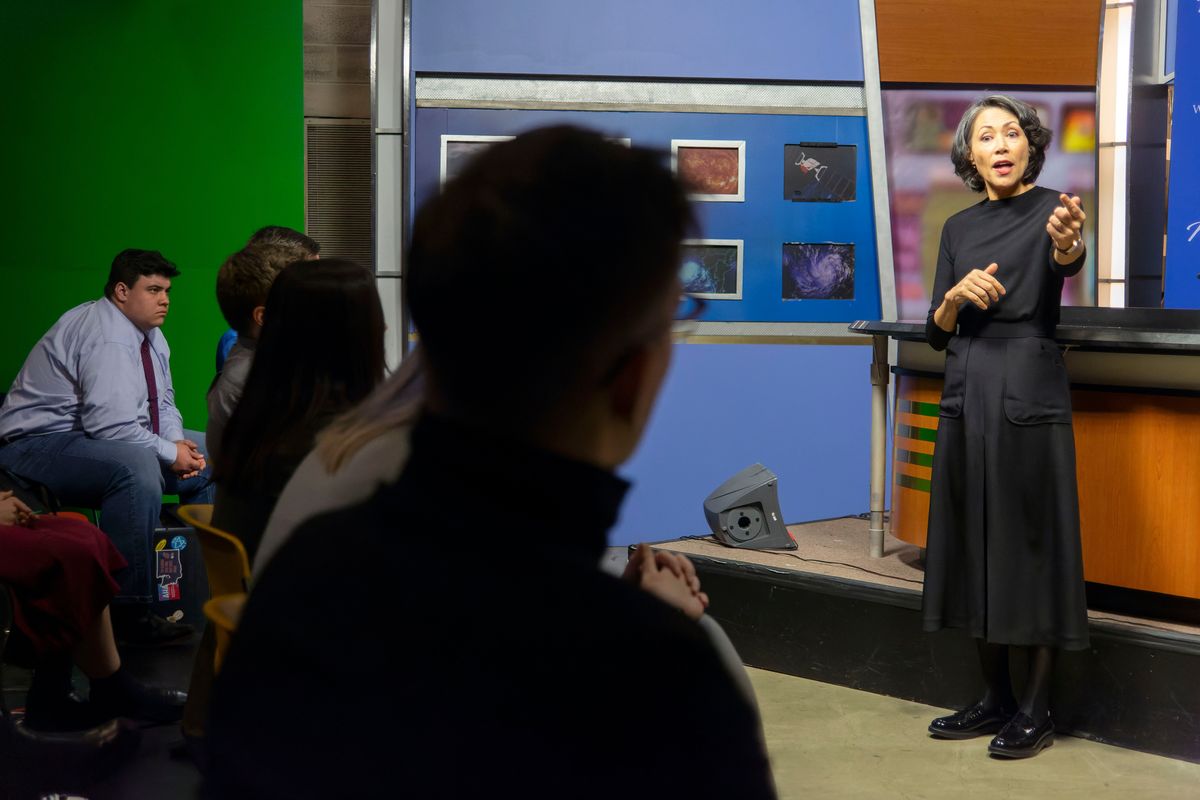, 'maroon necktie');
140,336,160,435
